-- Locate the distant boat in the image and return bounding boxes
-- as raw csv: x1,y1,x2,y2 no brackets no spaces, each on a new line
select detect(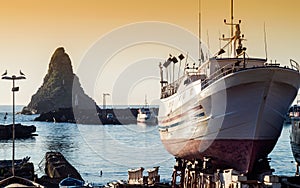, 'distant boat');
59,177,84,188
137,107,156,124
290,101,300,166
290,105,300,119
158,0,300,173
286,103,300,123
137,95,157,124
0,176,44,188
